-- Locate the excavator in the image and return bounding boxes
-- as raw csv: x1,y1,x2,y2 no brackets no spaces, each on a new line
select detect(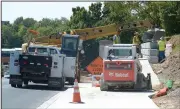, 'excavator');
21,20,153,83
